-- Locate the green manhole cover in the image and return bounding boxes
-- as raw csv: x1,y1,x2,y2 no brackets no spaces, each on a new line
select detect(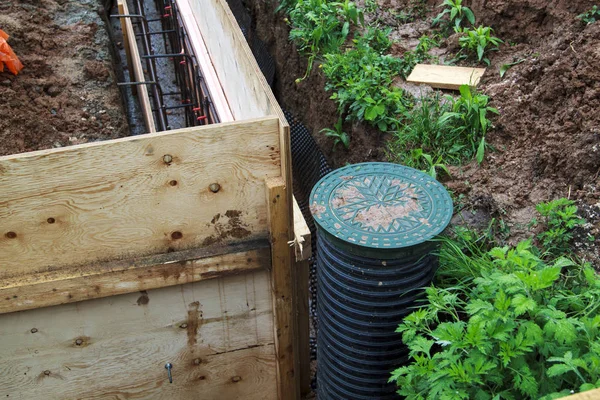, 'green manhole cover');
310,162,453,256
